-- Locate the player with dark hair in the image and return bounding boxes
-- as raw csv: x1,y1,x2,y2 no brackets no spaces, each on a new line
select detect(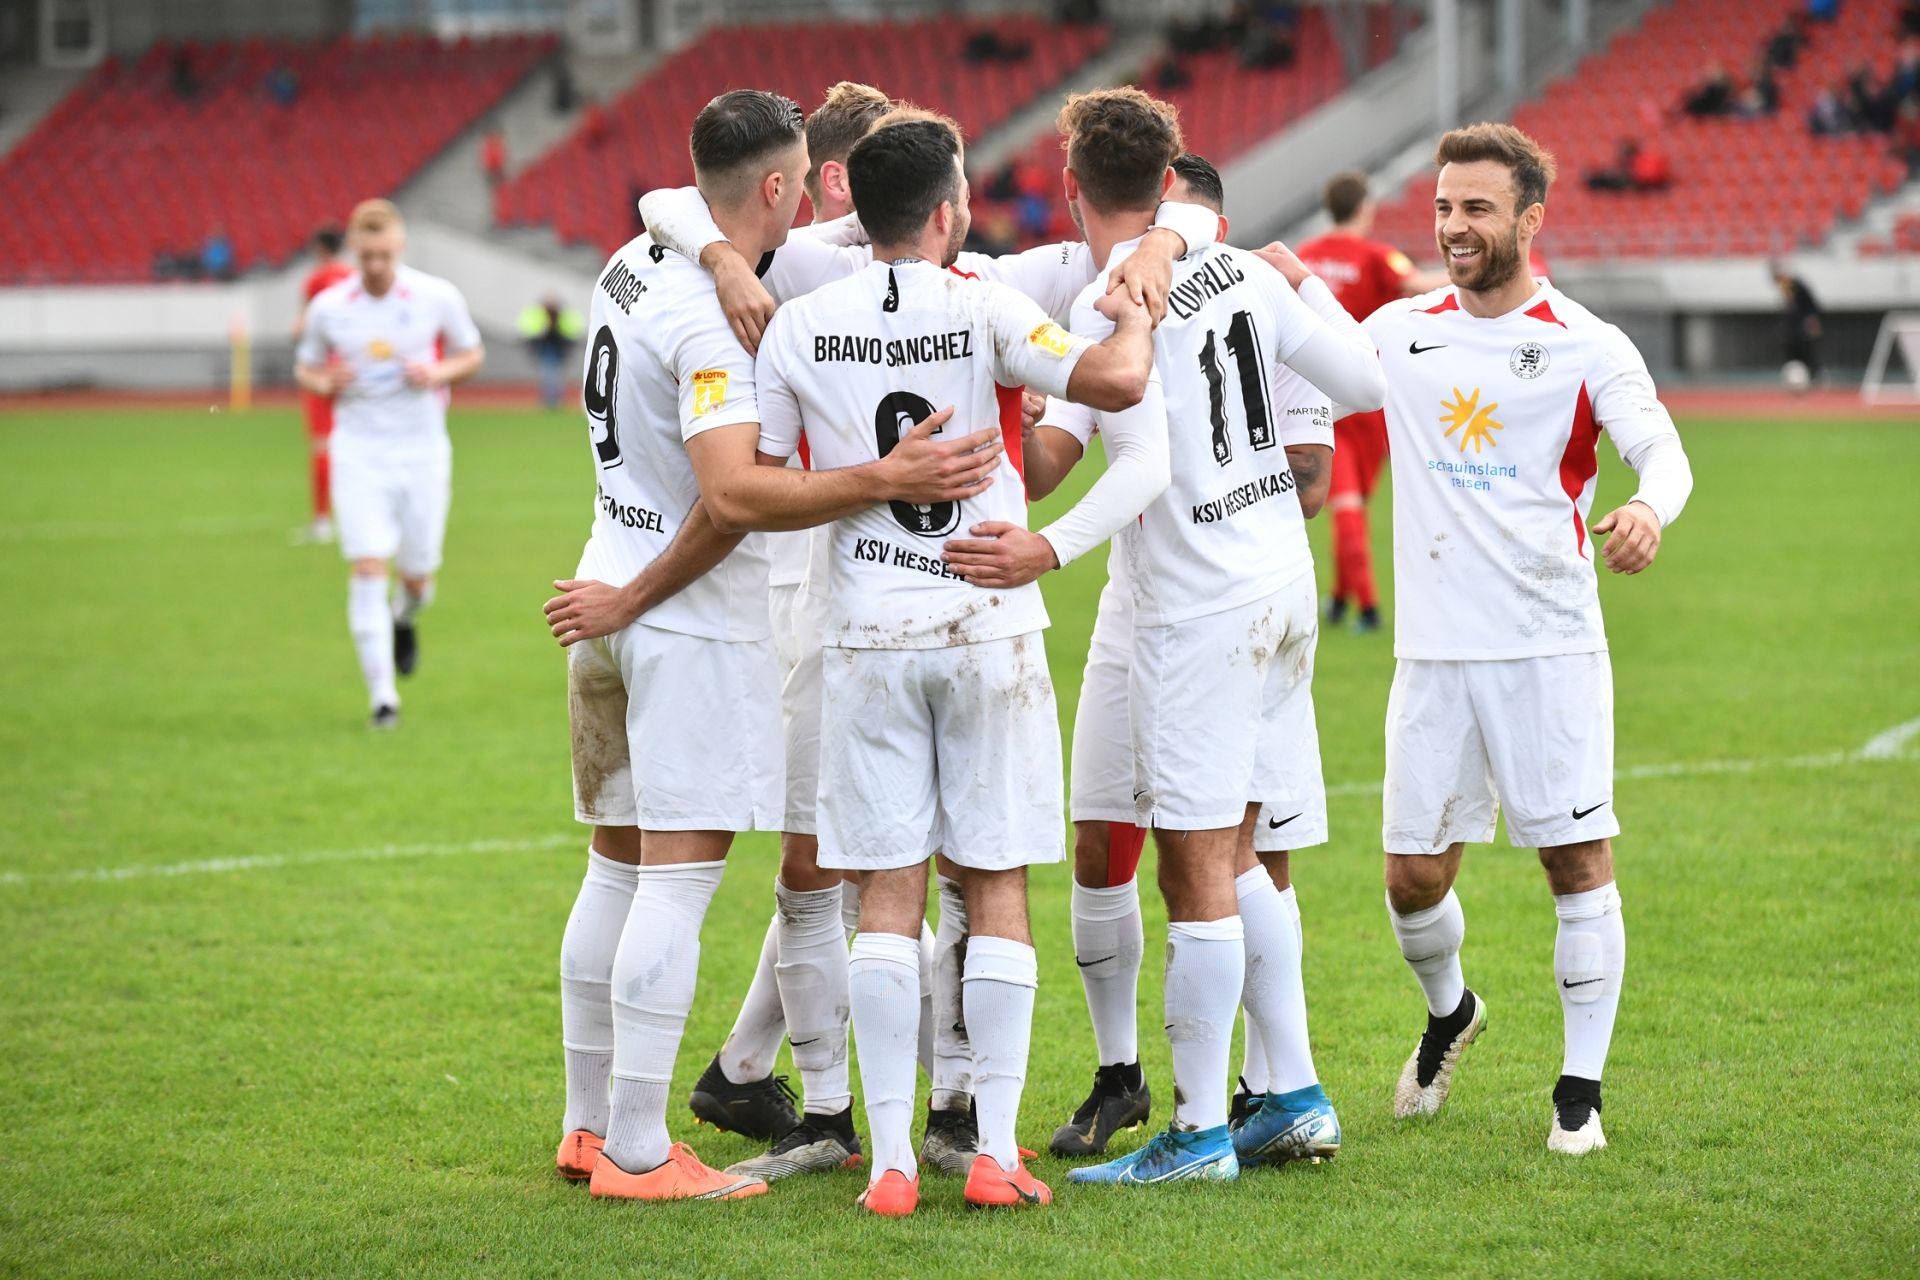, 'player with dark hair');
1298,170,1446,632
